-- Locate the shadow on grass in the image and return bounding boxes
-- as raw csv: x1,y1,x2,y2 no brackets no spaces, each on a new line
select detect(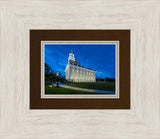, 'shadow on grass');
63,82,115,91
